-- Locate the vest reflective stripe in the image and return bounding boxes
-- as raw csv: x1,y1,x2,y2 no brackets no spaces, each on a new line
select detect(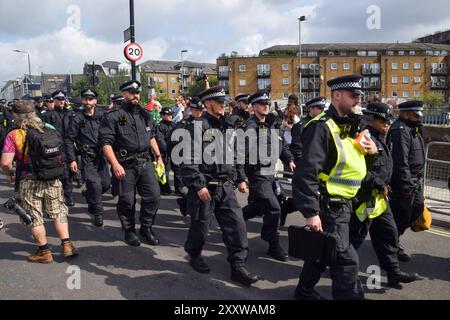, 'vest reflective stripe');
307,114,366,199
355,192,388,222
